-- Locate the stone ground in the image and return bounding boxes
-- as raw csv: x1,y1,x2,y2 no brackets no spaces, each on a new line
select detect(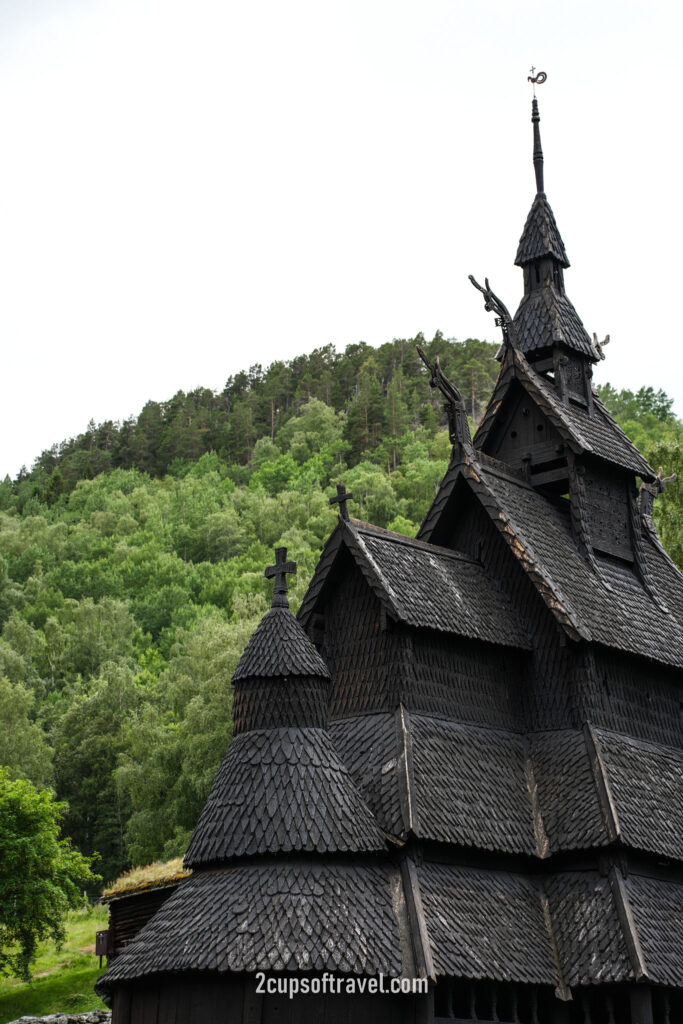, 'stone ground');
7,1013,111,1024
